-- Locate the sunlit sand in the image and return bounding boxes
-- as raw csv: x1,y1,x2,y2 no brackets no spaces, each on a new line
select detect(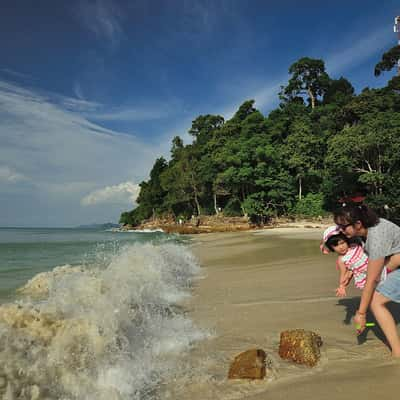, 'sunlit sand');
170,229,400,400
